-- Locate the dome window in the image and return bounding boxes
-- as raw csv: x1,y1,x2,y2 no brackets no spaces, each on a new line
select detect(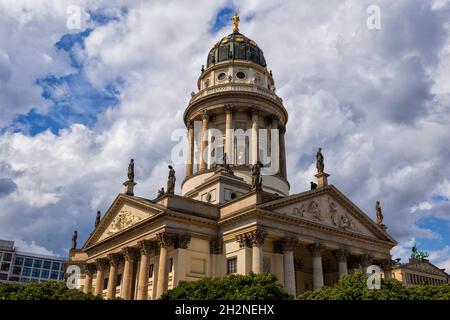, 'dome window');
236,71,246,79
217,72,226,81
